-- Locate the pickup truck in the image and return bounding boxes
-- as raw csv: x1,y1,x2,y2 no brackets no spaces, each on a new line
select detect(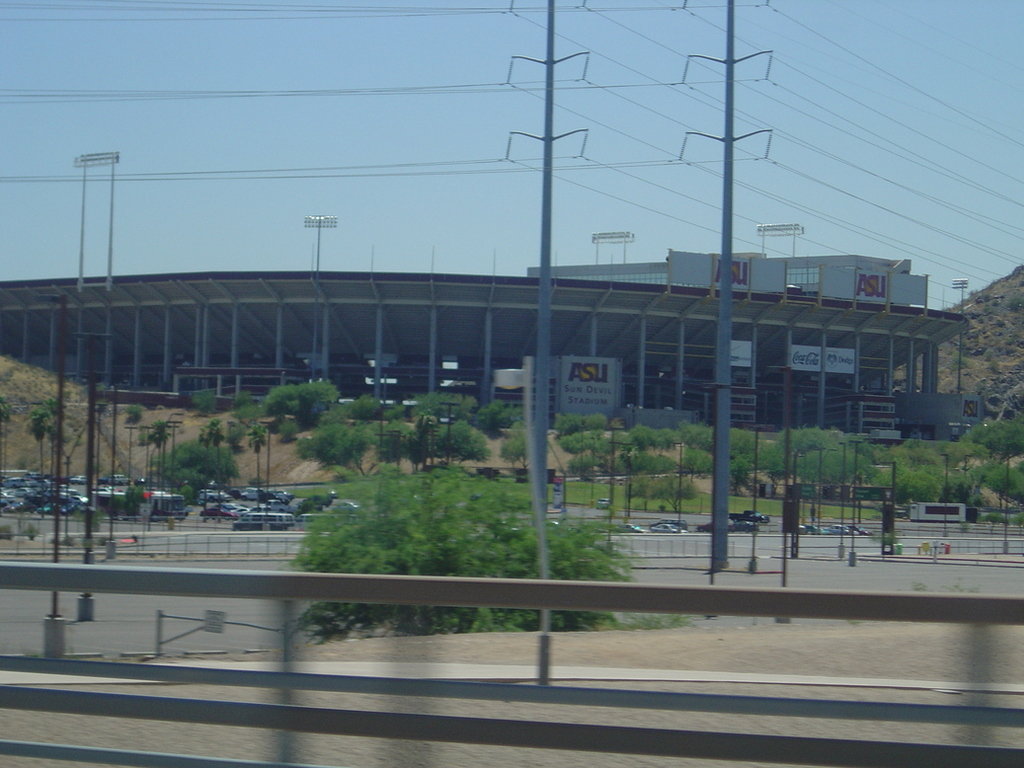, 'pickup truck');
729,510,770,524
